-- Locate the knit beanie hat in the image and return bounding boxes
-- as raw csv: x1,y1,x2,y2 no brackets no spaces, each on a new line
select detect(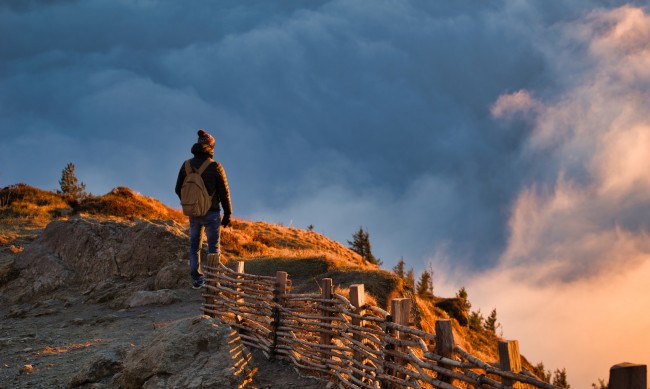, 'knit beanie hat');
197,129,215,147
